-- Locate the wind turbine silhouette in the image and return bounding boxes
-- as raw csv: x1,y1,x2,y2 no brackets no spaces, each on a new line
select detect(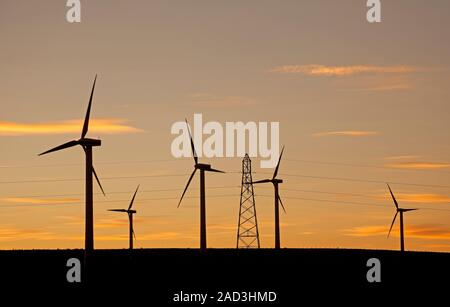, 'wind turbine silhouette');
178,119,225,252
108,185,139,250
39,75,105,256
253,146,286,249
387,183,418,252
